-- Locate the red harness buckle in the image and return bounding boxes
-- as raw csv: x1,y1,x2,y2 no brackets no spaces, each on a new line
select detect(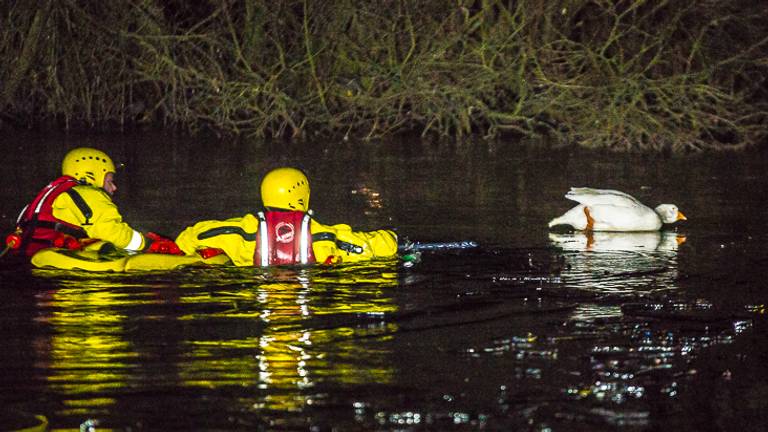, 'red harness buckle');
5,232,22,250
